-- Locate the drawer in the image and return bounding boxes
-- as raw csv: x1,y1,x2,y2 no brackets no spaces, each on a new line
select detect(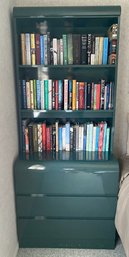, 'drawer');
16,195,117,218
14,159,119,195
17,219,116,249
